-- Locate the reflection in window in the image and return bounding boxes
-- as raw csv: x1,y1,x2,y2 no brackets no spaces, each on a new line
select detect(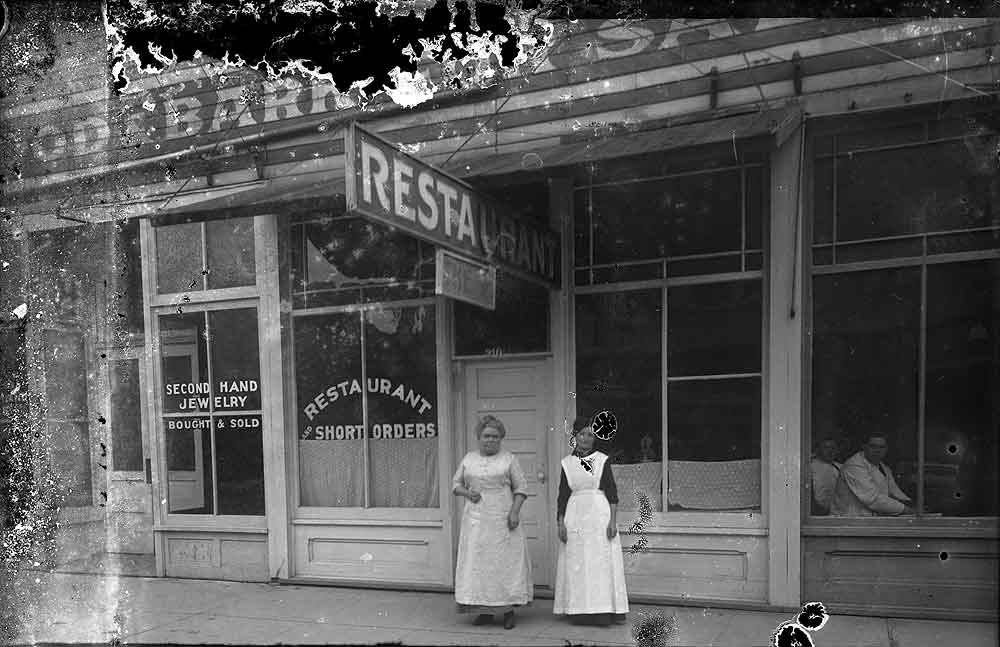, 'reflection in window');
154,217,256,294
159,308,264,515
576,290,663,511
290,214,436,308
294,305,439,508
